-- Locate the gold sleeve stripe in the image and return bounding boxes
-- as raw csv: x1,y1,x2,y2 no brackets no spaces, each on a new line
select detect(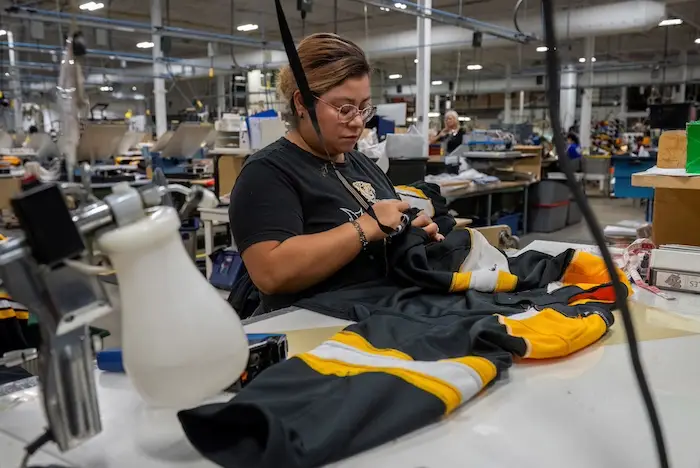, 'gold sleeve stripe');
450,272,473,292
330,330,413,361
442,356,497,387
495,271,518,292
299,340,494,414
395,185,429,199
499,308,608,359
